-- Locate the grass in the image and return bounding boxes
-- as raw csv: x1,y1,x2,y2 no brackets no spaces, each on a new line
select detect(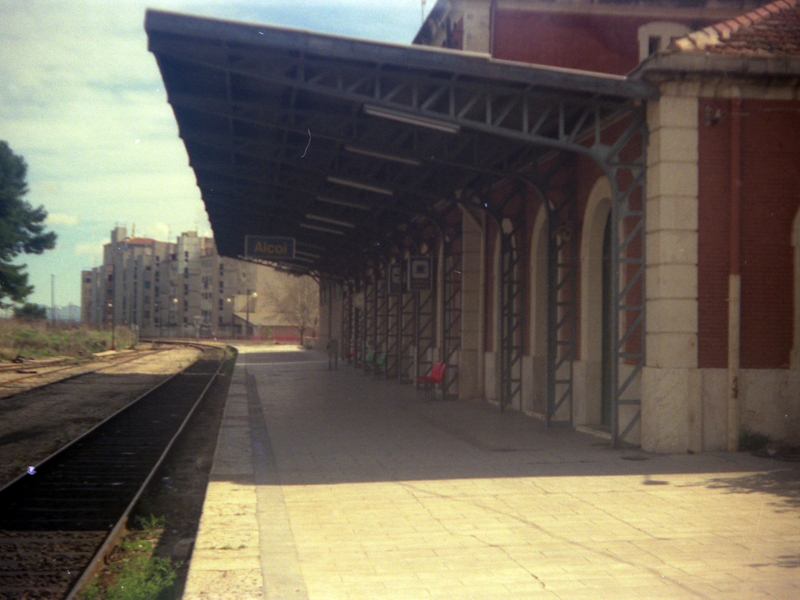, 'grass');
134,512,165,531
79,555,177,600
222,347,238,375
79,511,179,600
0,320,134,360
